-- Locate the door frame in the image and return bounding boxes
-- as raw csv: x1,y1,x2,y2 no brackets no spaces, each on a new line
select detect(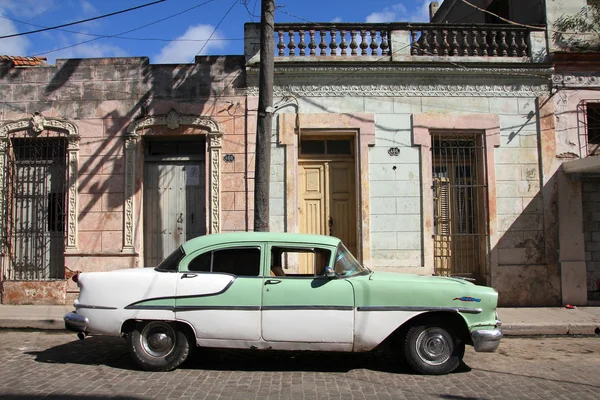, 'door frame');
278,114,376,266
298,145,358,257
142,137,207,268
